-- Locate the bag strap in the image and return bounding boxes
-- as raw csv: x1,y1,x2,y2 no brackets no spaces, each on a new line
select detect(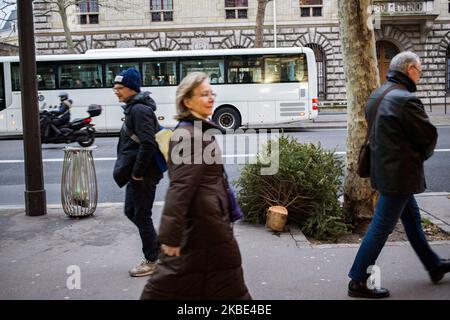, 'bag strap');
122,109,161,145
122,121,140,144
364,83,403,144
